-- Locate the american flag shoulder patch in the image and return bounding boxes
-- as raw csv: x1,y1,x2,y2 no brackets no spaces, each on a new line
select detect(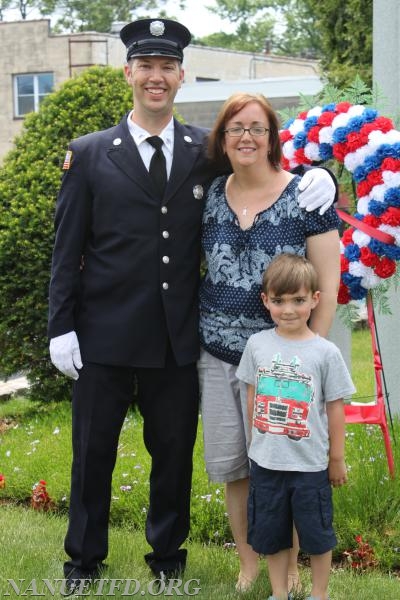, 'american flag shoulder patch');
63,150,73,170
